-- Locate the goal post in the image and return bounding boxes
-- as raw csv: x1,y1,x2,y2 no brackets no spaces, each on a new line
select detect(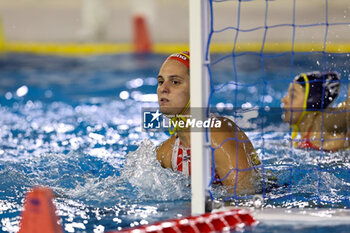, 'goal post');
189,0,212,215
